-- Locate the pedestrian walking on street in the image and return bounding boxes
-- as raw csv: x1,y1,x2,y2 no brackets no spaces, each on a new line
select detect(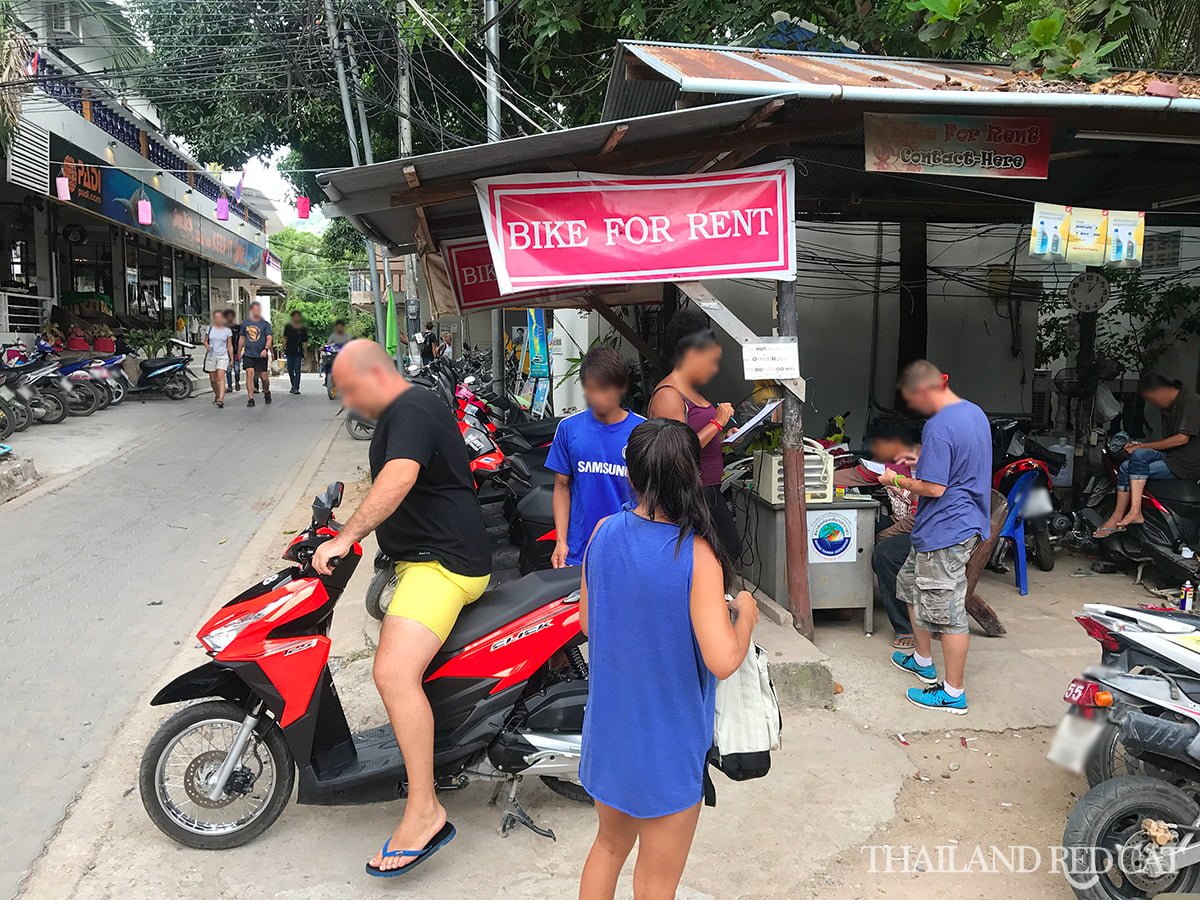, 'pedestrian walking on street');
419,320,437,367
577,418,756,900
283,310,308,394
238,301,273,407
881,360,990,715
202,309,233,408
224,310,242,393
311,340,491,878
